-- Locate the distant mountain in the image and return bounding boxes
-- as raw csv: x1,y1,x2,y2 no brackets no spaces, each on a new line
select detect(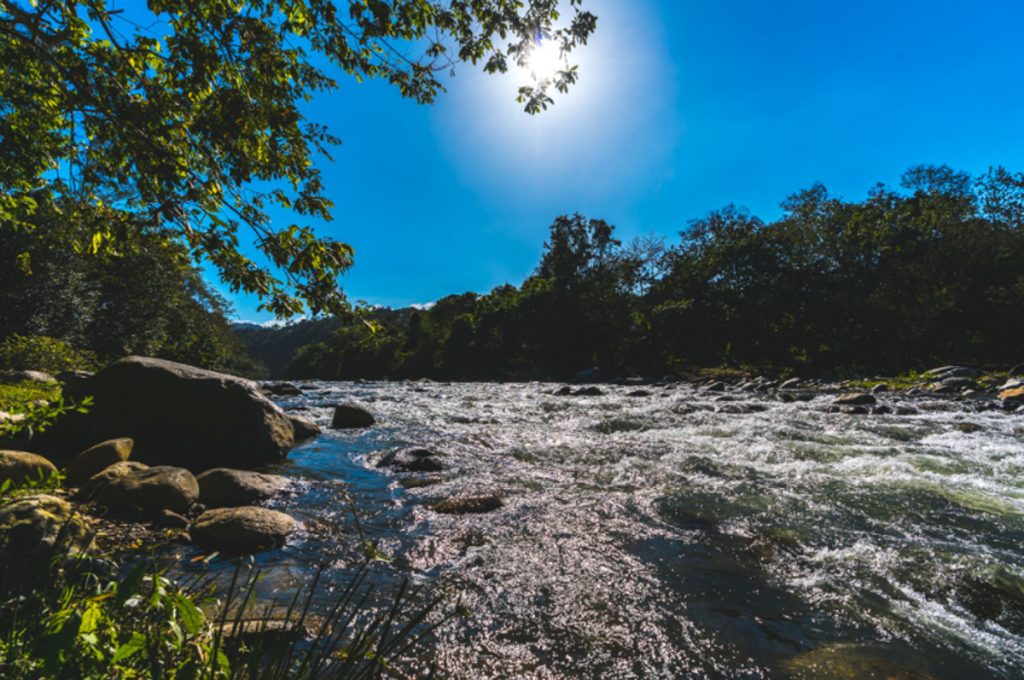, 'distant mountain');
232,316,344,378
